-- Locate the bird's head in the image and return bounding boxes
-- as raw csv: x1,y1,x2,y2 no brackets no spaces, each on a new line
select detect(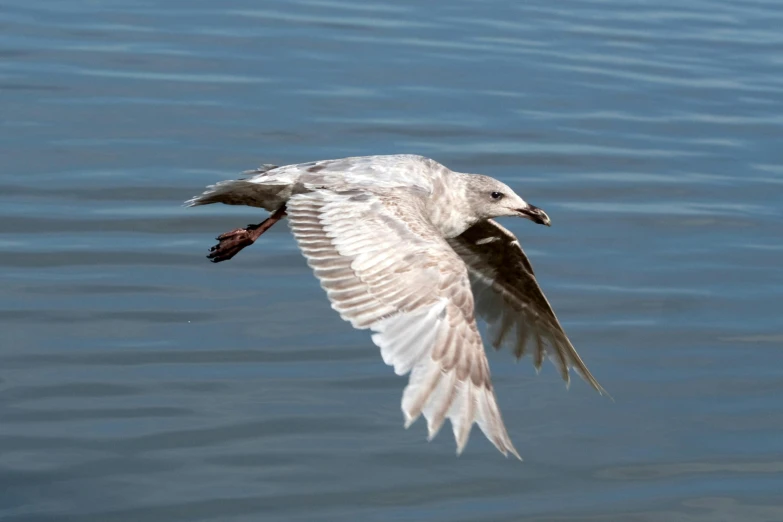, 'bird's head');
466,175,551,226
